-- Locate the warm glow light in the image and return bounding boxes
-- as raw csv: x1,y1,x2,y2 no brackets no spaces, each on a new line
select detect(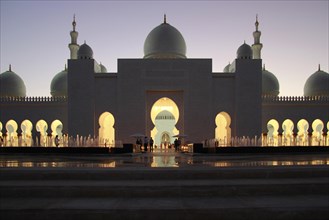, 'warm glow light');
215,112,231,145
150,97,180,146
150,98,179,124
98,112,115,147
